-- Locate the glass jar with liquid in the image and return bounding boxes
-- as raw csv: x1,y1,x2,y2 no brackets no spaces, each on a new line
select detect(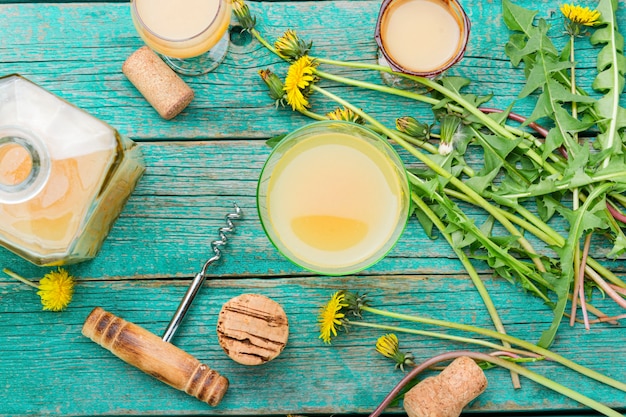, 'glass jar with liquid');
375,0,471,87
0,74,145,266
